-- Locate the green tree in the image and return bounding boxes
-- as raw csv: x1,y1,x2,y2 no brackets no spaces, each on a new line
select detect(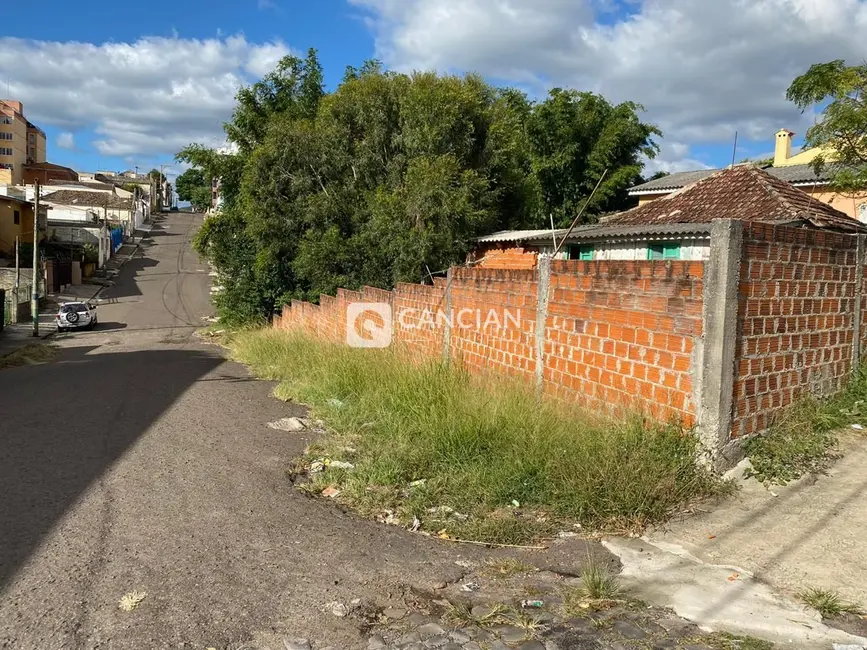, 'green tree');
178,53,662,324
527,89,661,226
148,168,166,184
175,167,211,210
787,60,867,190
224,48,326,153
